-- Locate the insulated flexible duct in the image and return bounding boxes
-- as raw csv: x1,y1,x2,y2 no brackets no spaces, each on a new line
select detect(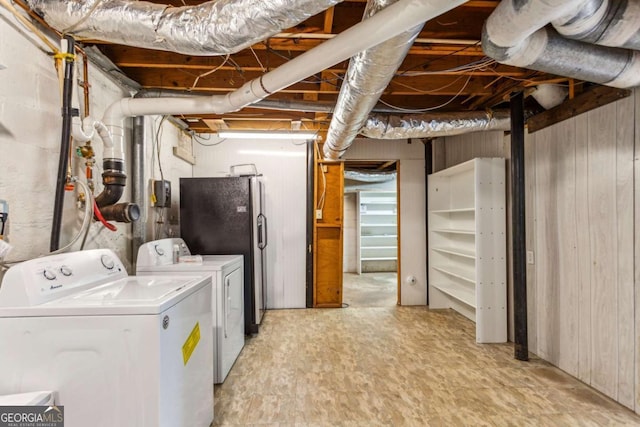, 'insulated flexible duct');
26,0,342,55
360,111,511,139
482,0,640,88
552,0,640,50
322,0,430,159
